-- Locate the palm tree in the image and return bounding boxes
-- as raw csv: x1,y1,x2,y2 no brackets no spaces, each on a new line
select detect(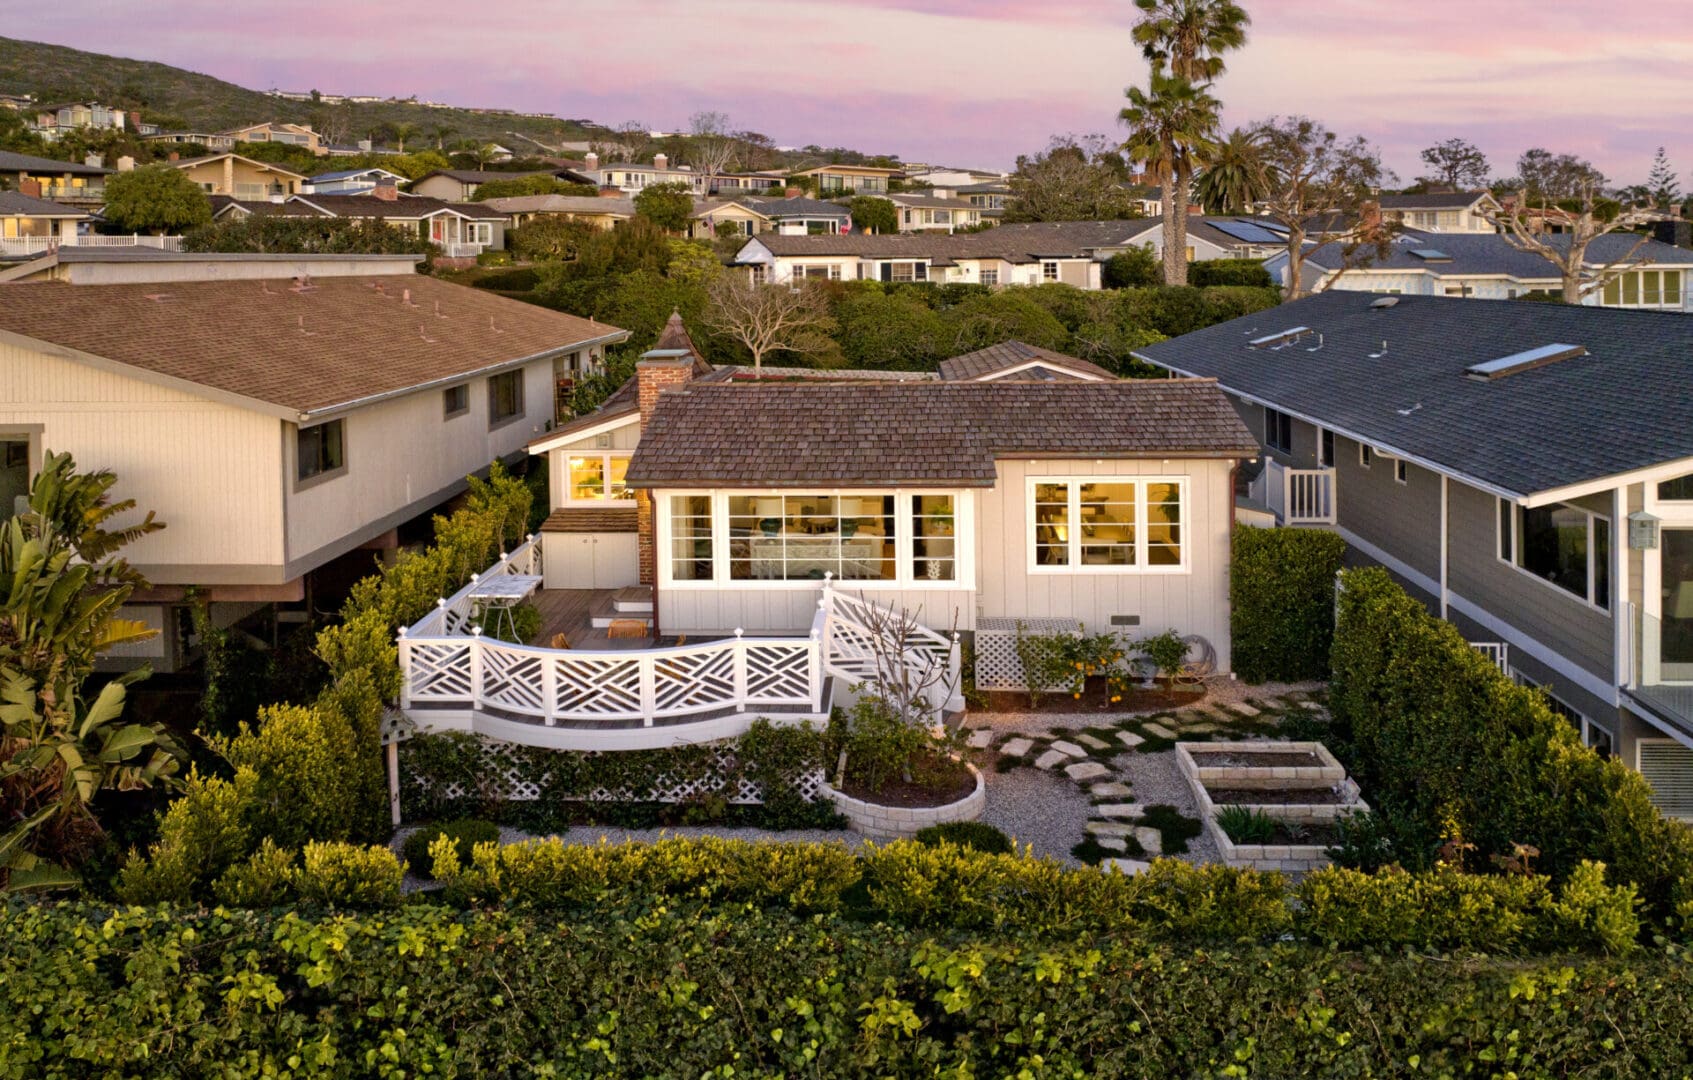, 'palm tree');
392,122,420,153
431,124,456,151
1121,74,1221,286
1131,0,1251,82
1194,127,1271,214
